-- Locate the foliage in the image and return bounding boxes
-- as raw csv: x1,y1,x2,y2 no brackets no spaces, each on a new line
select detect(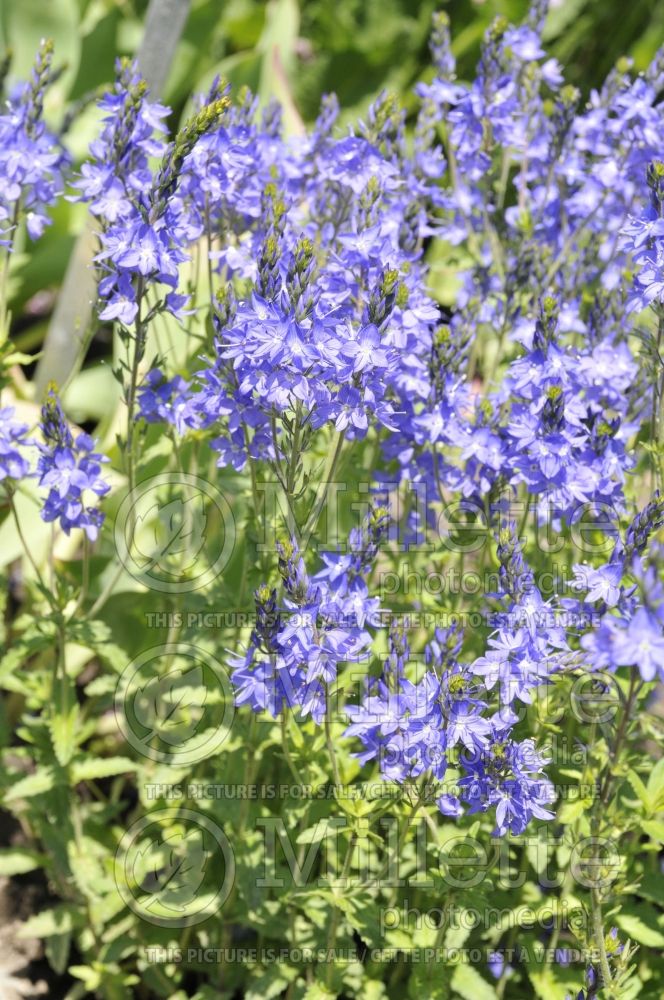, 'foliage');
0,3,664,1000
